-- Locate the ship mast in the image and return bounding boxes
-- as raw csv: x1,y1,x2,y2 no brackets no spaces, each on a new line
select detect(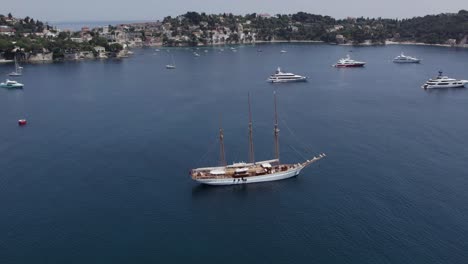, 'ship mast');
219,115,226,166
274,92,280,162
248,93,255,163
